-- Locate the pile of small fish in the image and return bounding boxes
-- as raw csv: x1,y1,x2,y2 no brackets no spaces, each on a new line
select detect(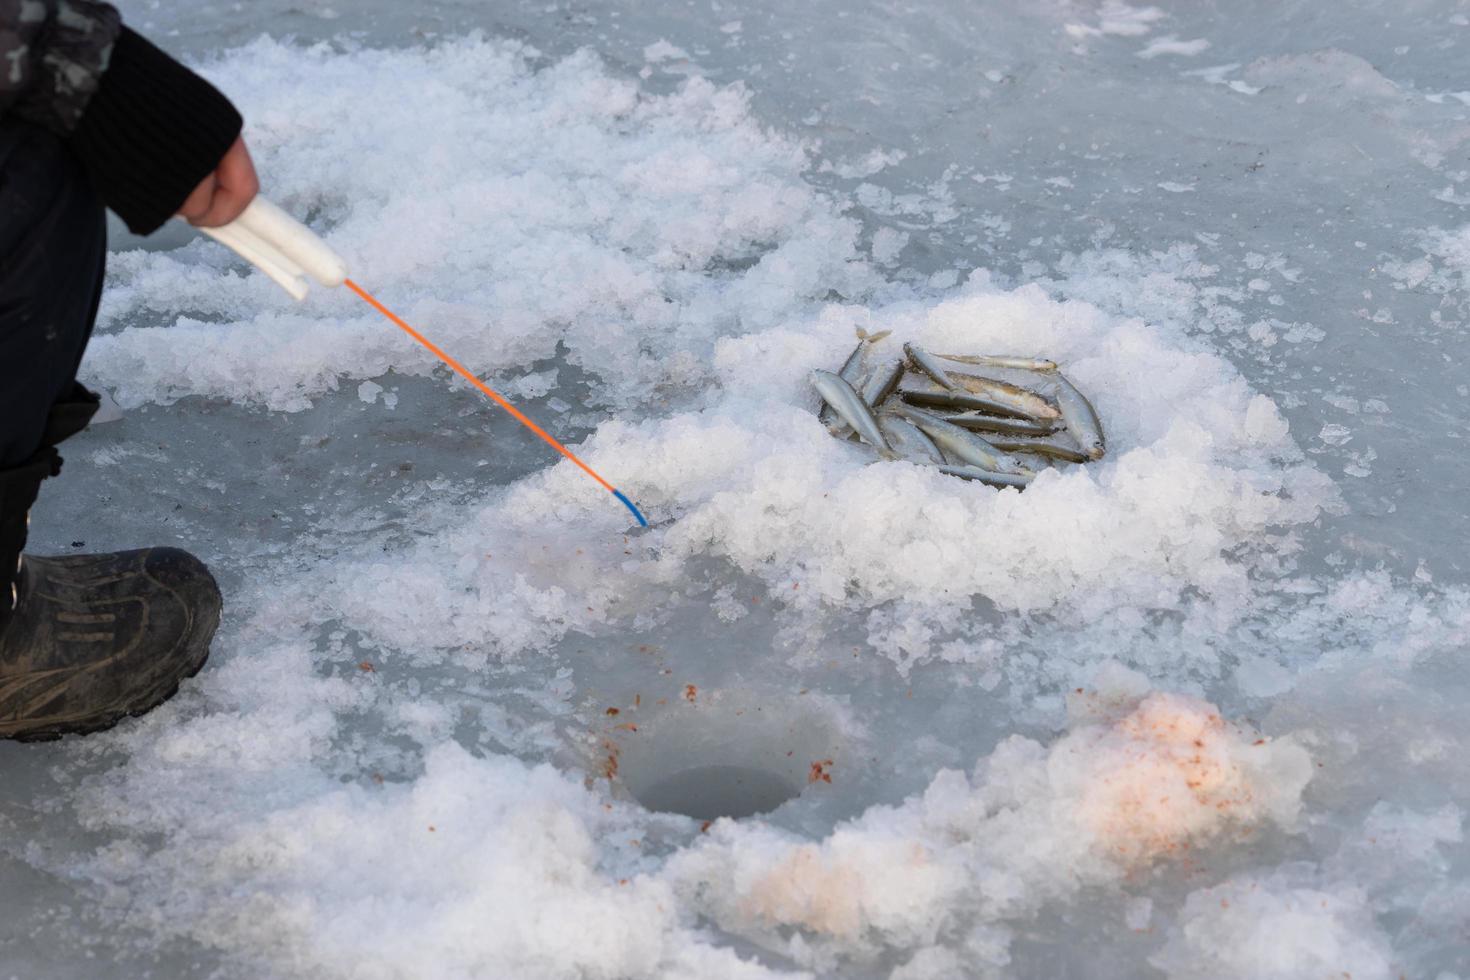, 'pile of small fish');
812,330,1106,489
